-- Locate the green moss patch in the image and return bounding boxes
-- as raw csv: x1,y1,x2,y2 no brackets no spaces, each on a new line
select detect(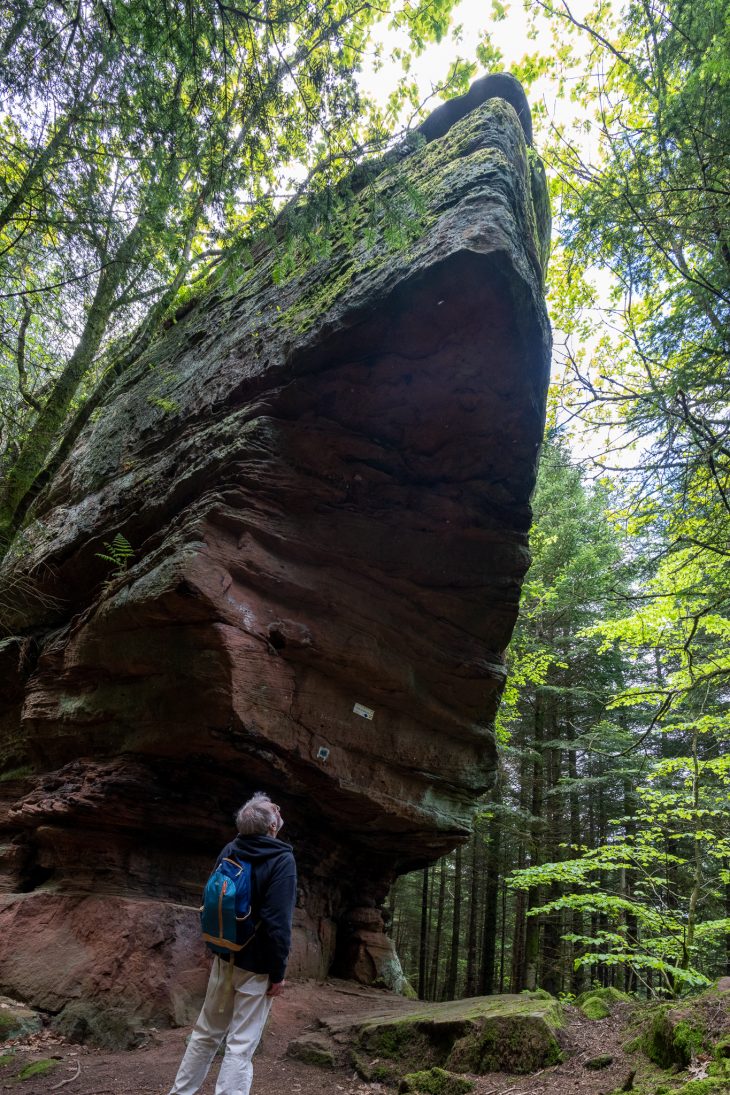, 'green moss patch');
677,1081,728,1095
578,987,631,1007
0,766,32,783
16,1058,59,1081
581,997,611,1020
578,987,631,1020
399,1066,475,1094
585,1053,614,1070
